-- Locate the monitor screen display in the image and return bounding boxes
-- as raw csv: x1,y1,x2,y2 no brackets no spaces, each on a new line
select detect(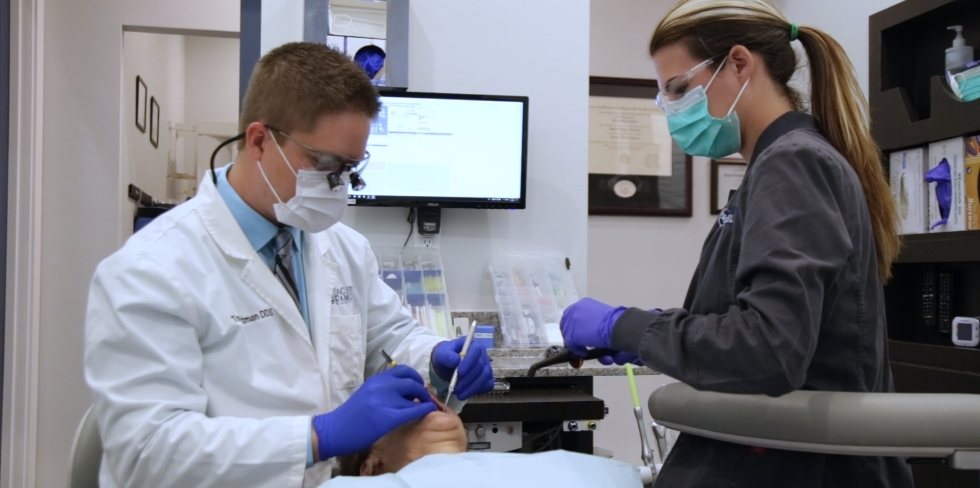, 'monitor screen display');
349,90,529,209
